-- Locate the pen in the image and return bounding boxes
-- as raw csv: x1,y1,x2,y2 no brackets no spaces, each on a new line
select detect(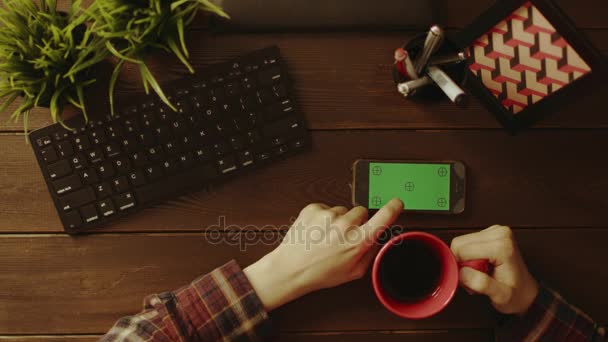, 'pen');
414,25,444,75
426,66,468,107
394,48,409,79
428,52,467,66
